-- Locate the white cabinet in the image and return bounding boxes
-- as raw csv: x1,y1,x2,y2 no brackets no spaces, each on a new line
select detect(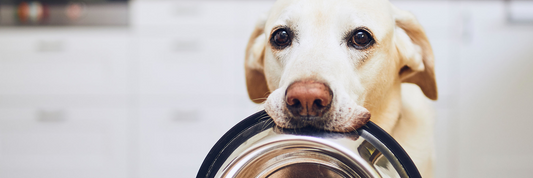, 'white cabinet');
0,1,271,177
0,29,134,178
455,2,533,177
0,29,134,95
138,97,242,178
132,1,273,177
131,1,239,27
395,1,533,178
136,29,239,96
0,106,132,178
